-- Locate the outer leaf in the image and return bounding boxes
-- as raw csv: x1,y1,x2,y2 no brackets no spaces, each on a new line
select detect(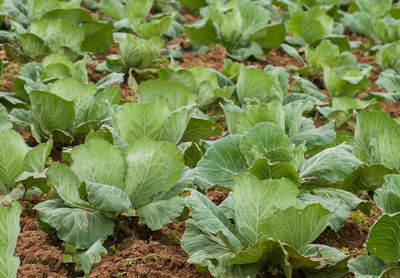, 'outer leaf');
298,192,350,232
233,173,299,247
355,110,400,162
288,7,333,44
125,138,184,207
51,78,96,129
137,195,184,230
230,237,286,266
181,117,222,142
184,19,219,46
22,140,52,173
138,80,197,111
300,144,362,182
86,181,131,212
74,240,107,275
260,204,333,250
0,130,28,189
181,219,231,265
356,0,392,17
337,164,398,193
247,159,301,186
81,22,113,54
236,67,284,104
30,90,75,139
366,213,400,263
35,200,114,249
239,122,294,165
160,105,196,145
348,256,392,278
70,138,125,190
222,101,285,134
0,104,11,132
375,174,400,214
46,163,90,208
116,102,170,143
195,135,248,189
0,202,22,278
186,190,243,252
